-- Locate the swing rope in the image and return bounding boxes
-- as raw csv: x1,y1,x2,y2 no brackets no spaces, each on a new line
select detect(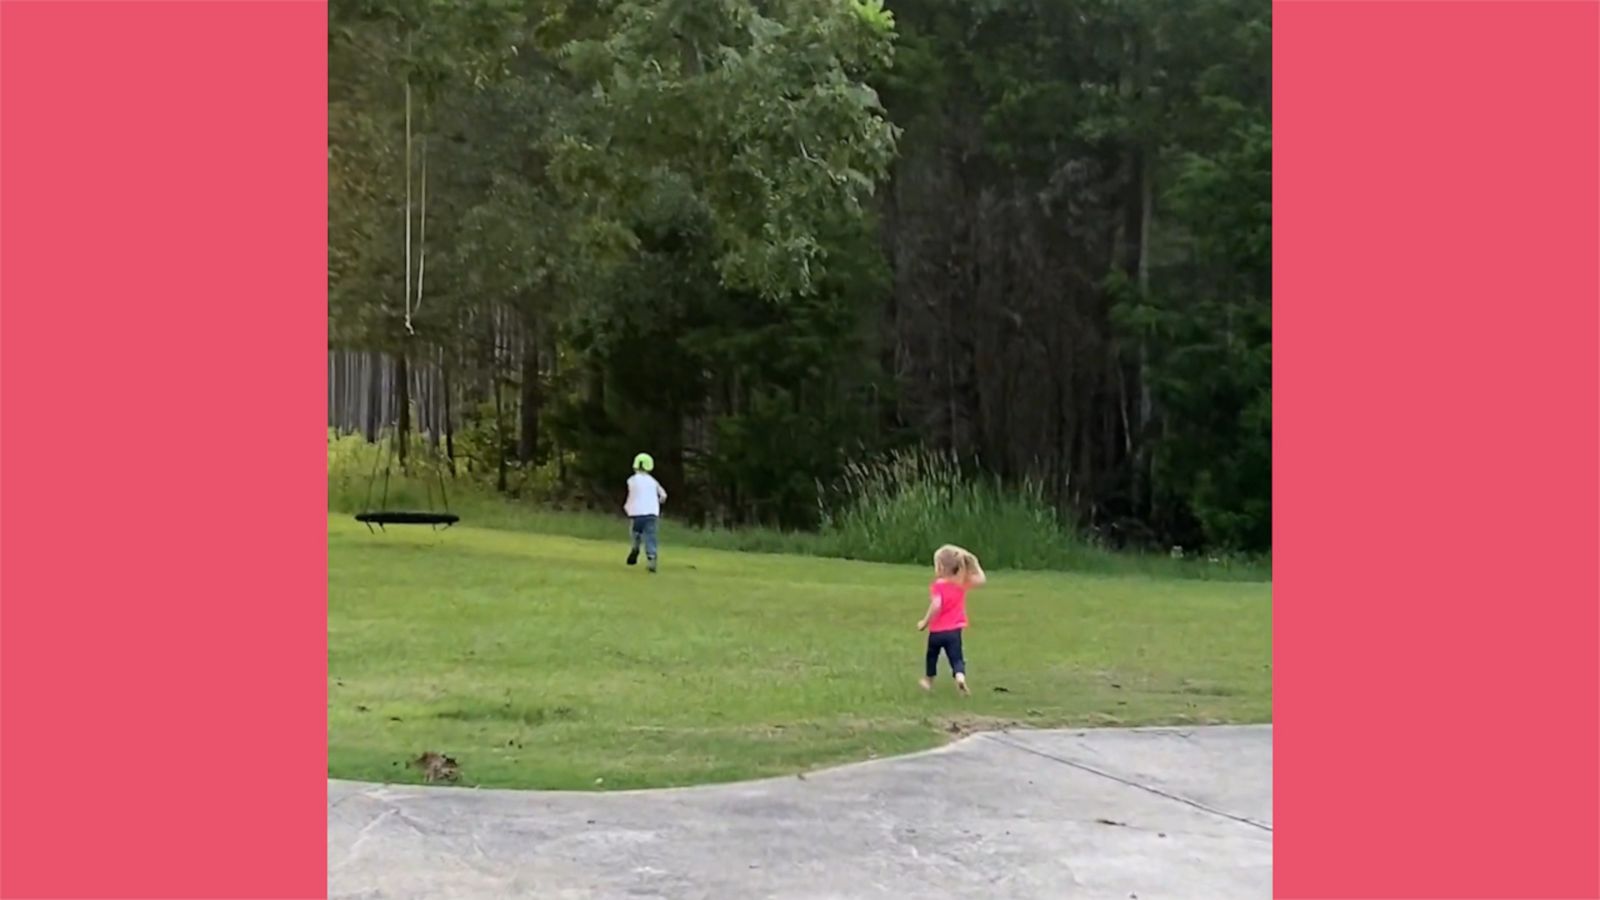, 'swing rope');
353,73,456,533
